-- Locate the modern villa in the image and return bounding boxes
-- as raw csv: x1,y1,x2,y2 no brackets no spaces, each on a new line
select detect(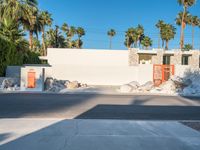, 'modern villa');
15,48,200,91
